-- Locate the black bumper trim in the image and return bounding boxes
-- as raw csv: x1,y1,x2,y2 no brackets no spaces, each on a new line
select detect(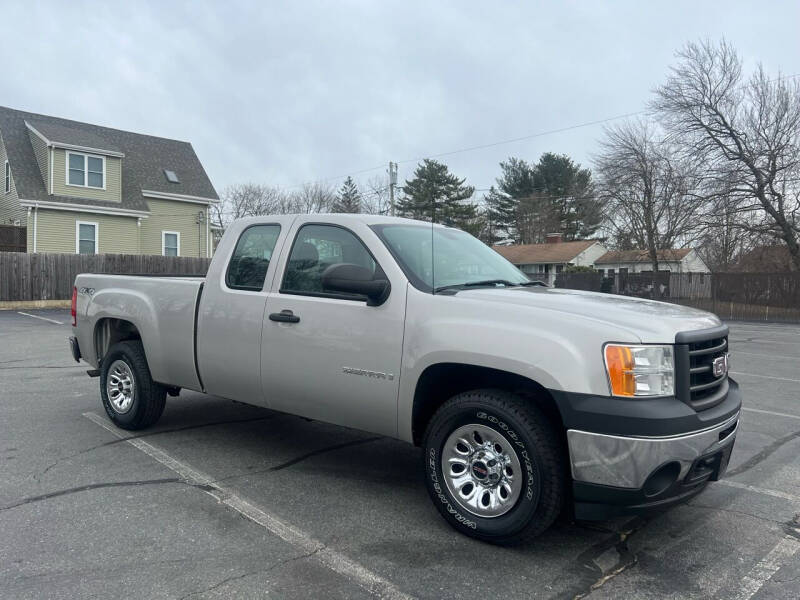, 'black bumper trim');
549,378,742,437
573,480,708,520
